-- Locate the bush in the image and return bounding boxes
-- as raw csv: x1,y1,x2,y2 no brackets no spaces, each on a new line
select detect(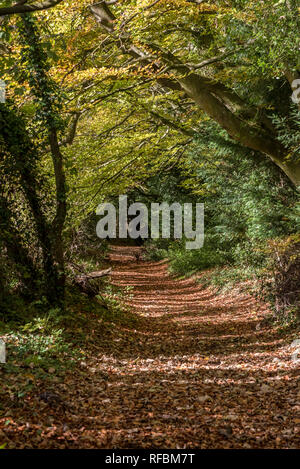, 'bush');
168,240,227,275
259,235,300,318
